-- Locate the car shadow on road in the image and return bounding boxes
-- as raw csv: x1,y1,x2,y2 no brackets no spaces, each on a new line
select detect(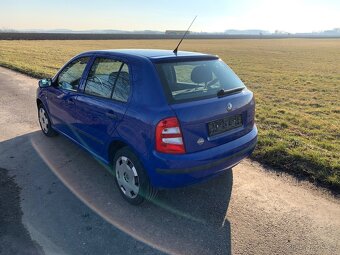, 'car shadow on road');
0,131,233,255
